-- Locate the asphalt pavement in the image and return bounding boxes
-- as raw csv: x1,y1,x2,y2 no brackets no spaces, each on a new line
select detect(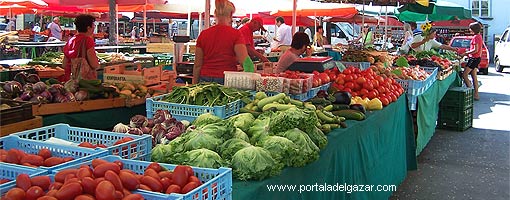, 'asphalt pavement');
391,65,510,200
